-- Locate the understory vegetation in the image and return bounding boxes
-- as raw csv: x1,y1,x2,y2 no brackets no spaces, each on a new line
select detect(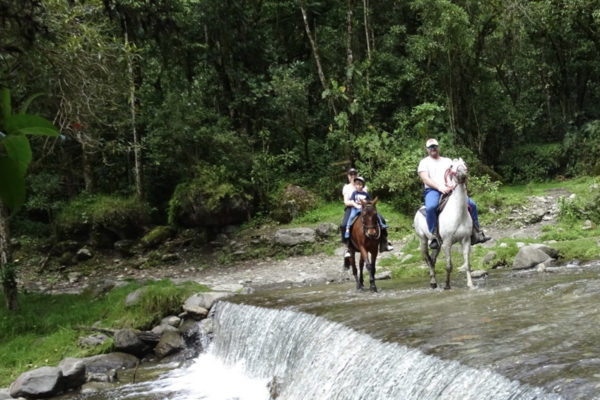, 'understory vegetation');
0,280,207,386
